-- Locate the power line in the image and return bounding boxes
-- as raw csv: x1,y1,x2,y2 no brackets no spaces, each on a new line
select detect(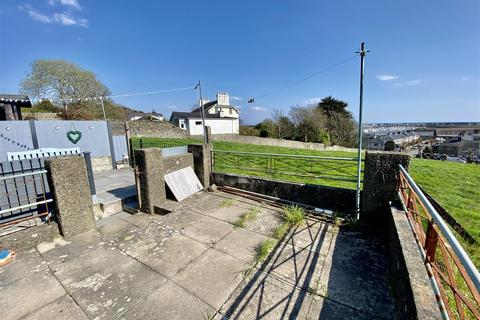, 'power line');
29,85,195,104
248,54,360,102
